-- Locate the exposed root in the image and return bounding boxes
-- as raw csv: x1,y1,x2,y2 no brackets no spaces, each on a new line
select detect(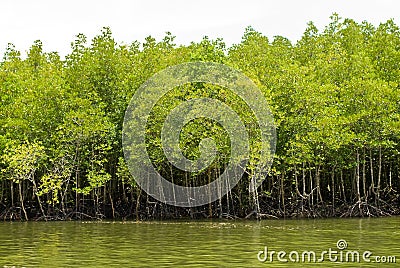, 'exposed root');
341,201,392,217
